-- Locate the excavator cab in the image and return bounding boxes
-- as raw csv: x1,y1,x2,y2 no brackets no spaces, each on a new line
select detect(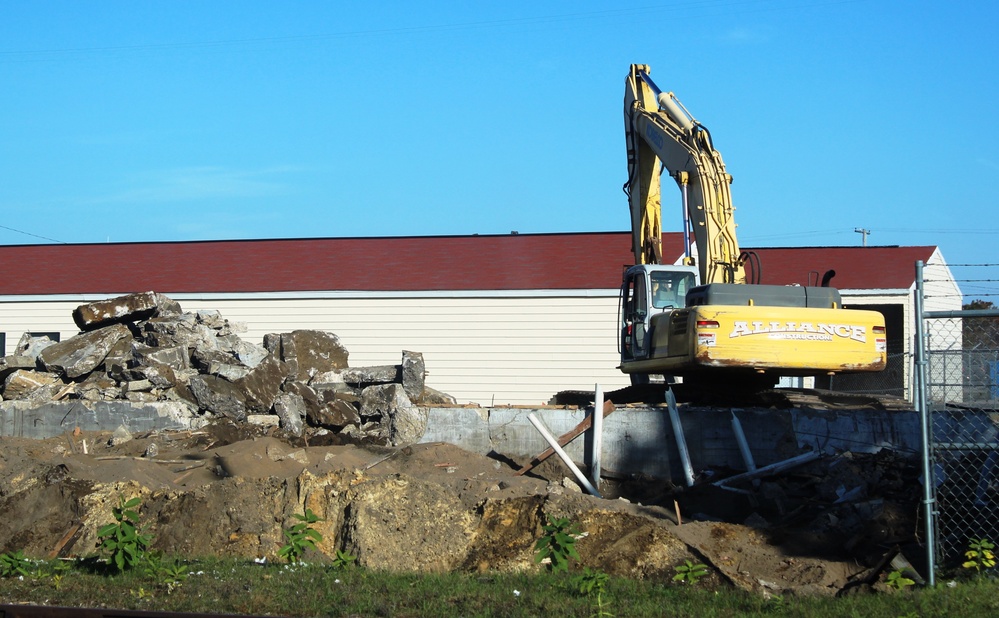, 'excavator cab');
620,264,700,363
